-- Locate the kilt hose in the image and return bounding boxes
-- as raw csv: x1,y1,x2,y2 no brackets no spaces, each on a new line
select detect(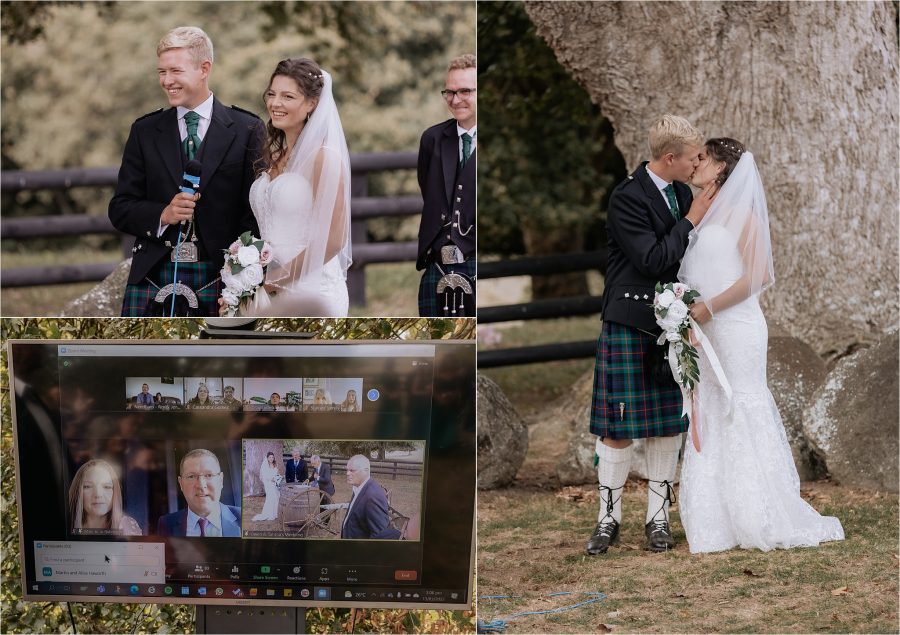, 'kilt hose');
417,259,476,317
589,320,688,439
121,260,222,317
